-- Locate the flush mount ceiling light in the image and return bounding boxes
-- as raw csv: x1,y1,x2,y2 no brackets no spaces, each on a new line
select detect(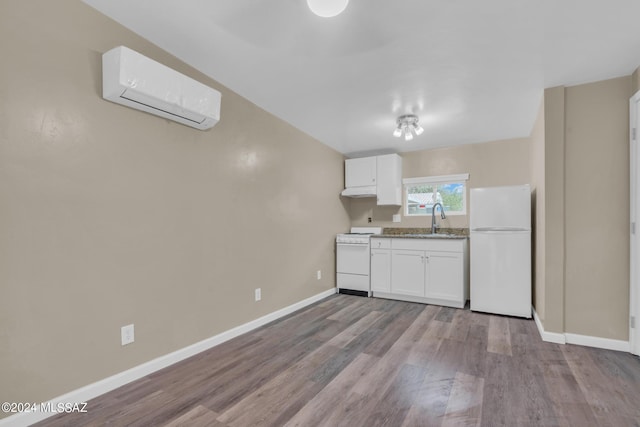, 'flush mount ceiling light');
393,114,424,141
307,0,349,17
